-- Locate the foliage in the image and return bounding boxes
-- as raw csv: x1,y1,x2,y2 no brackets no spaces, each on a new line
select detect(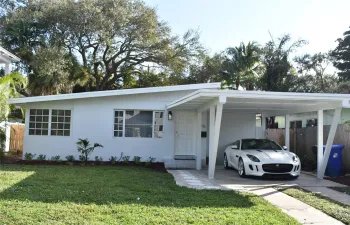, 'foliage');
109,156,118,164
24,152,36,160
65,155,75,162
331,27,350,81
1,0,203,92
222,41,263,90
36,154,46,161
0,165,298,224
94,156,103,163
145,157,156,166
133,156,142,165
50,155,61,162
122,156,130,164
76,138,103,165
261,34,307,91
